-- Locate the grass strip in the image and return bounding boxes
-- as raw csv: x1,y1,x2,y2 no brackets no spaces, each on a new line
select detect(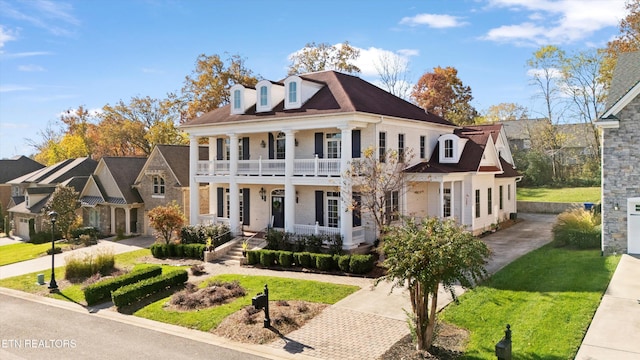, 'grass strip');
517,187,600,203
440,245,620,359
0,242,60,266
